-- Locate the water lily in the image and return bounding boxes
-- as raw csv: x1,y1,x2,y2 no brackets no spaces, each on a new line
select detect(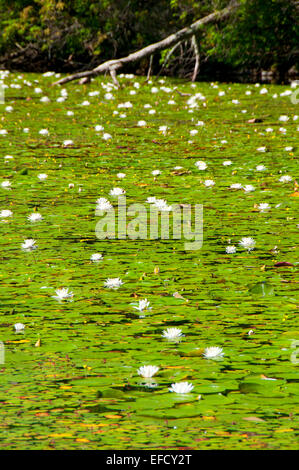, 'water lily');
226,245,236,254
203,346,224,359
37,173,48,181
162,328,183,340
258,203,271,212
239,237,256,251
153,198,172,211
195,161,207,170
204,179,215,188
90,253,103,262
104,278,123,289
131,299,151,312
1,180,11,189
96,197,113,211
169,382,194,394
243,184,255,192
21,239,38,251
27,213,43,222
137,365,159,378
63,140,74,146
109,187,125,196
0,209,13,218
256,165,267,171
52,288,73,301
279,175,292,182
14,323,25,332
